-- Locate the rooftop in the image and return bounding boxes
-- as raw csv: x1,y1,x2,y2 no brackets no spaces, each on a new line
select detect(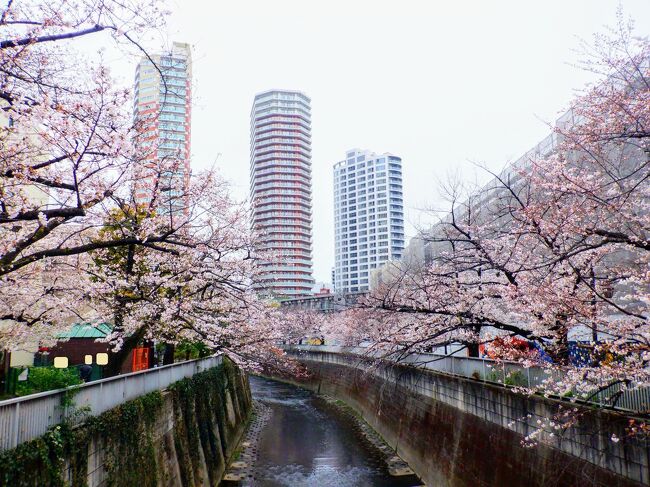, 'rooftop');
57,323,112,339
